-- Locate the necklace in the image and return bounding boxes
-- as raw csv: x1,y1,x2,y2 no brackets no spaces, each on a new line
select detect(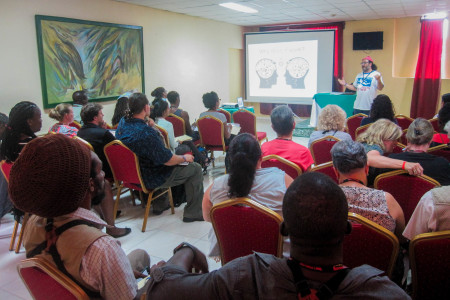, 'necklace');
361,71,374,83
276,137,291,141
341,178,365,185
